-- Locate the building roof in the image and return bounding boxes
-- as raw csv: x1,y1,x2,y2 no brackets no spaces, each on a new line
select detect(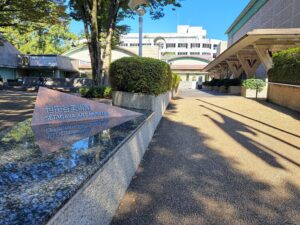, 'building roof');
0,34,21,68
204,28,300,72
